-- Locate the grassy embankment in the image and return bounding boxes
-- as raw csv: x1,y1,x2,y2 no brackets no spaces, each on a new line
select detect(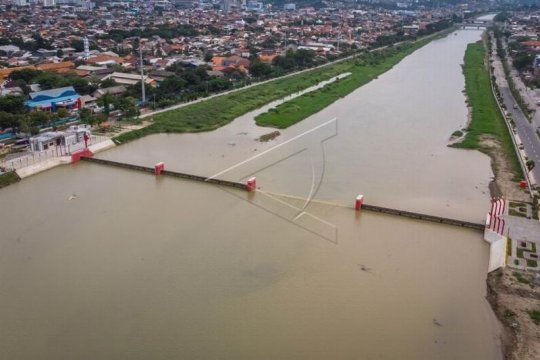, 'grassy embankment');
255,35,441,128
0,171,20,189
454,42,522,179
114,30,451,144
114,58,353,143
